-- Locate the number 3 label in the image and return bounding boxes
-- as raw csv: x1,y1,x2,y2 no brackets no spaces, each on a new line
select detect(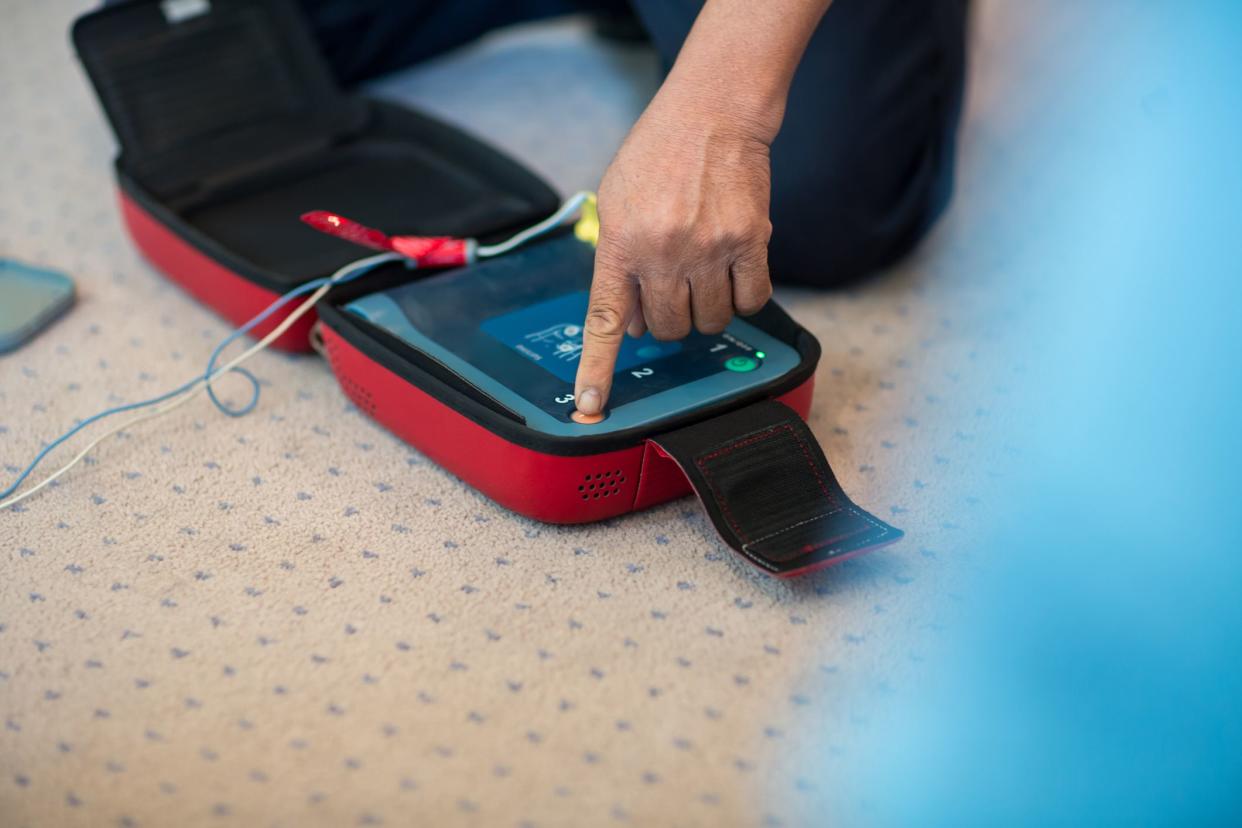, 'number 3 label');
555,393,575,404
